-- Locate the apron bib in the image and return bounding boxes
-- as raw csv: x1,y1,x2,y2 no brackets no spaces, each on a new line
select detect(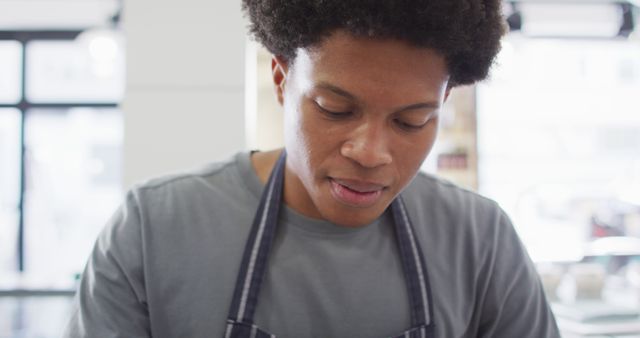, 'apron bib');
224,151,436,338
